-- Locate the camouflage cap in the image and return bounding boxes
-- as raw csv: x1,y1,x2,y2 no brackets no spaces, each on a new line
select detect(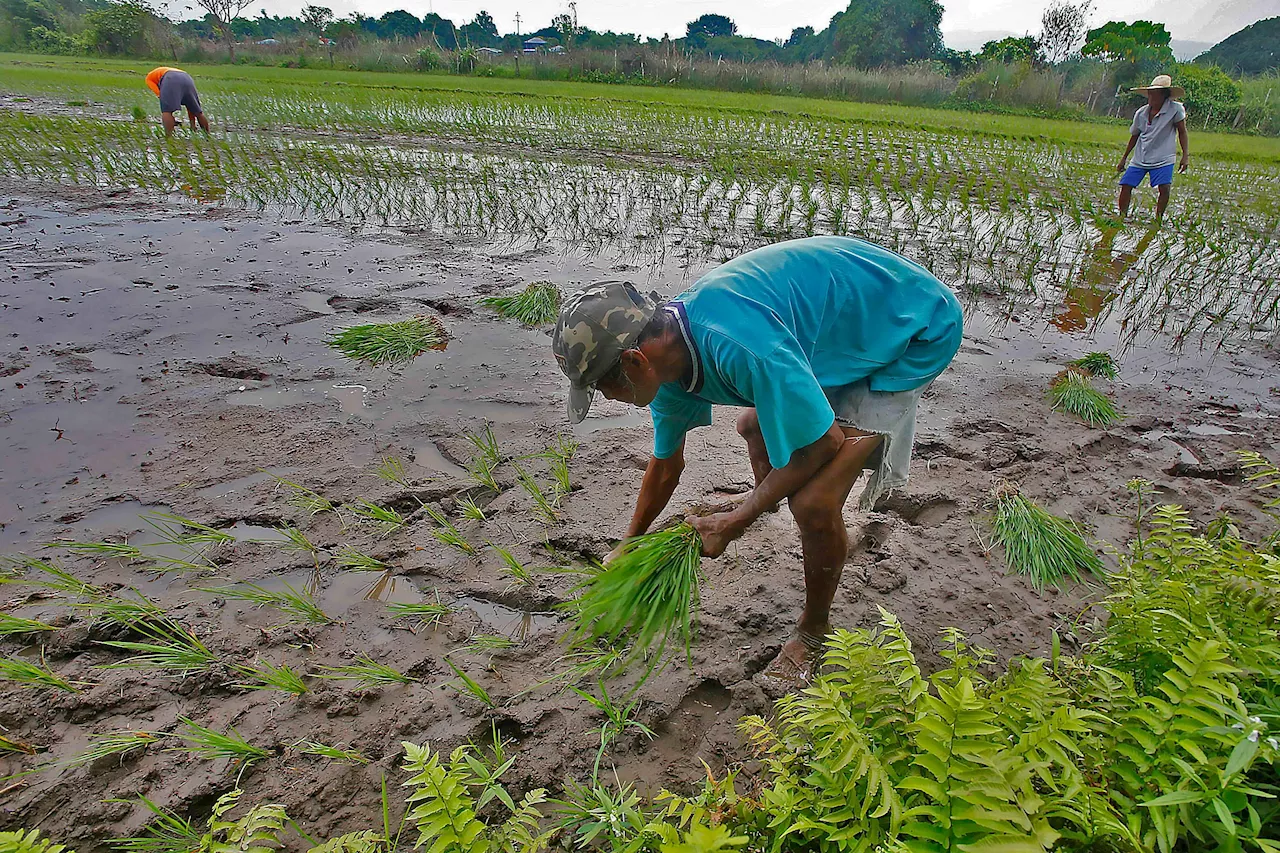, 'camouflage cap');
551,280,658,423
